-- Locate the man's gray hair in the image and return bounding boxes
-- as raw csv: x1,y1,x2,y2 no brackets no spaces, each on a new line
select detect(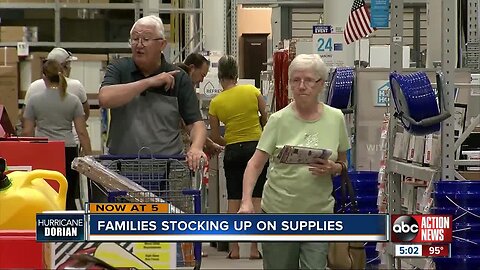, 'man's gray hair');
288,54,328,82
130,15,165,38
